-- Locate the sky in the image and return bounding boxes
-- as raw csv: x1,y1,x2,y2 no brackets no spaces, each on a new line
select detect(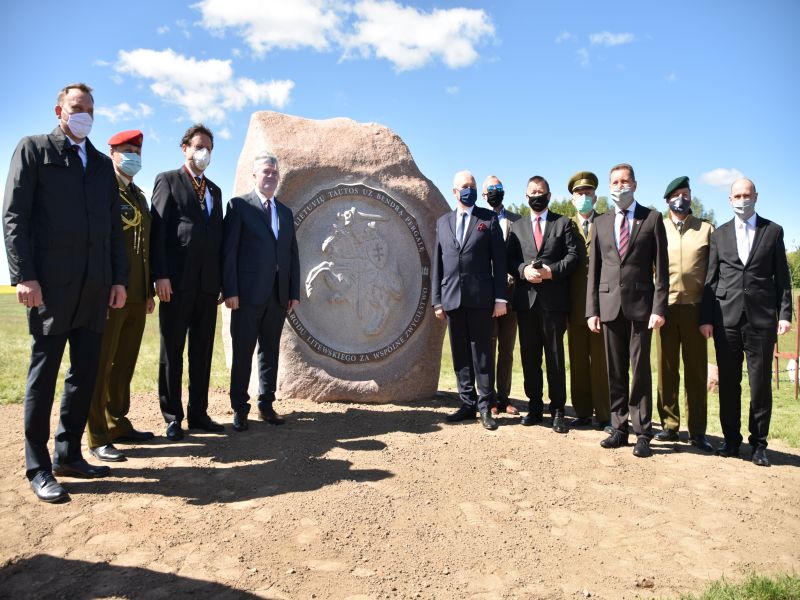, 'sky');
2,0,799,285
